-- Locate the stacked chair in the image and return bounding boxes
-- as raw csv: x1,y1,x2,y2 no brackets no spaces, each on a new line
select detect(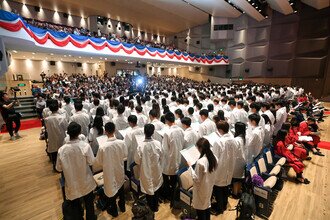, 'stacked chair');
177,167,196,218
